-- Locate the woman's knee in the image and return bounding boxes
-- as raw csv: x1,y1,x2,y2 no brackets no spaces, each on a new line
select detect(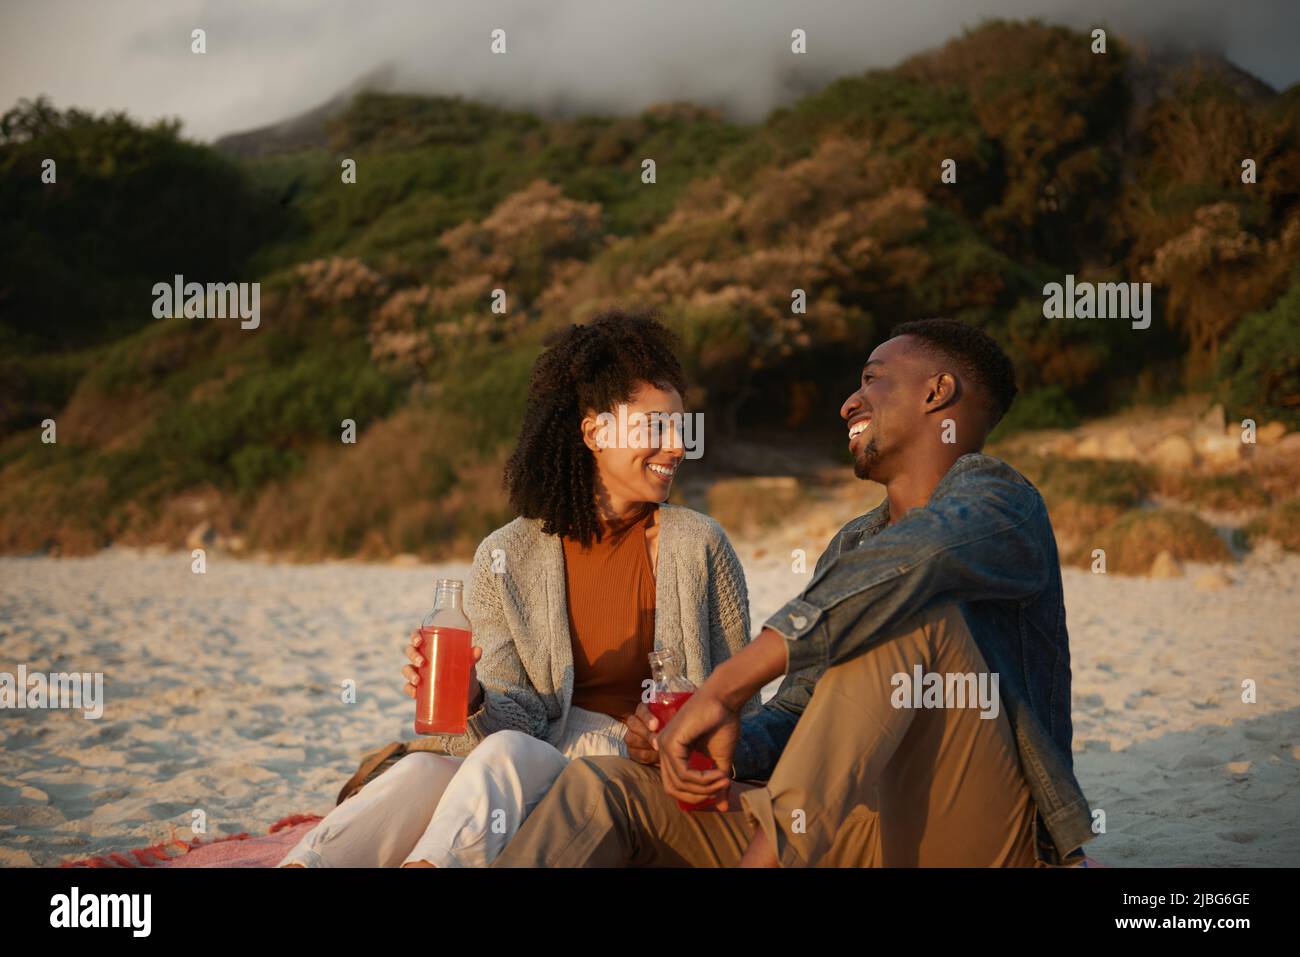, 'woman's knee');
464,730,568,783
379,751,455,790
476,729,538,755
